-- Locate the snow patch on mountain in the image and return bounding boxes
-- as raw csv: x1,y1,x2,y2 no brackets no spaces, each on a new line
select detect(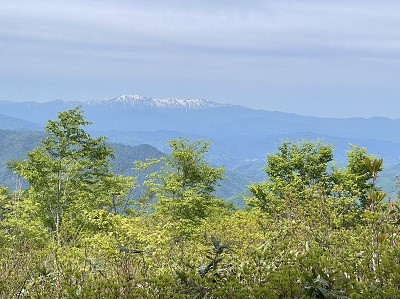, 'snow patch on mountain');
84,95,236,110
